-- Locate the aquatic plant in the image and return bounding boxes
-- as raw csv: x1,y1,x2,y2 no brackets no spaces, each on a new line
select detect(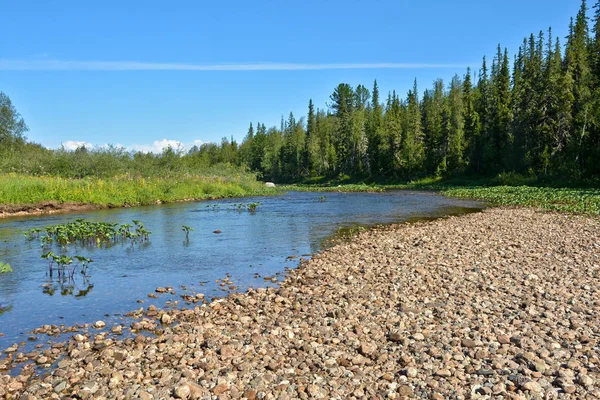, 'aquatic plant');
41,252,94,279
23,227,42,240
182,225,194,239
318,195,327,202
25,218,152,248
0,262,12,274
0,303,13,315
41,251,55,275
247,202,261,213
74,256,93,276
